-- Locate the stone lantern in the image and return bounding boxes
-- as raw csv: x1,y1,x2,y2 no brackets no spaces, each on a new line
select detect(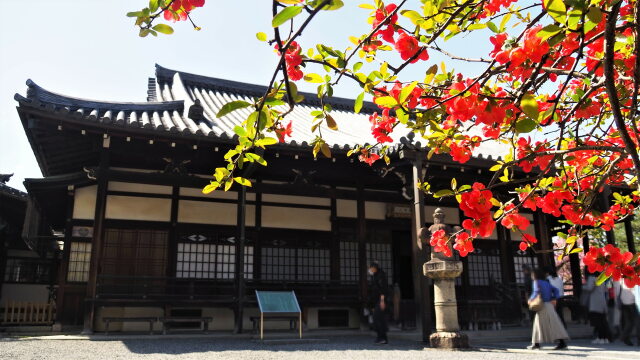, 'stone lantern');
422,208,469,348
